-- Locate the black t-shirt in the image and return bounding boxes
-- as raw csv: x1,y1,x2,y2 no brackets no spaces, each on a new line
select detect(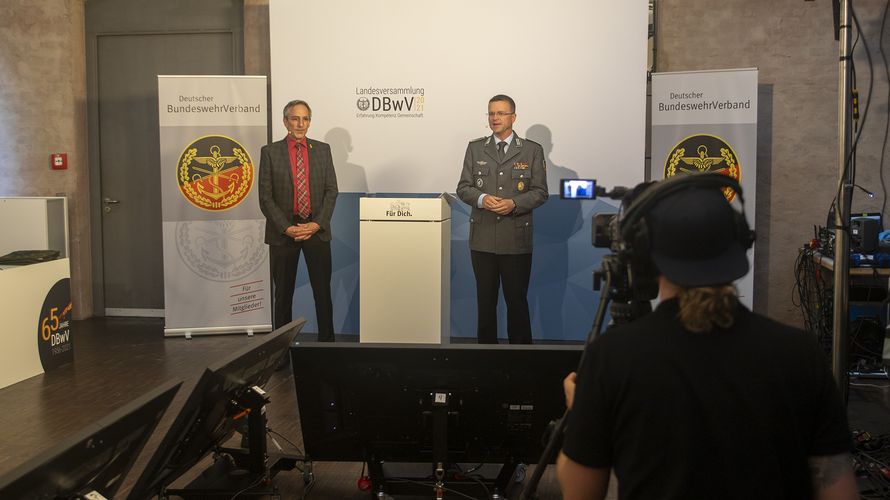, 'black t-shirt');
562,299,851,500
